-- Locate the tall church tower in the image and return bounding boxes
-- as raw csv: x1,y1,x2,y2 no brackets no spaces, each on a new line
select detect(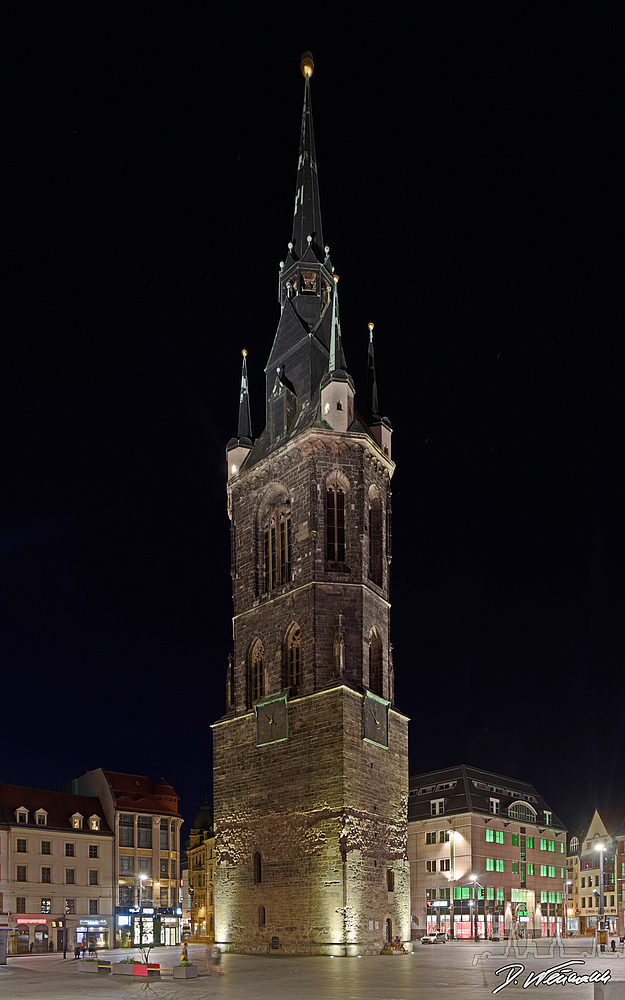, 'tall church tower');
213,54,410,956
